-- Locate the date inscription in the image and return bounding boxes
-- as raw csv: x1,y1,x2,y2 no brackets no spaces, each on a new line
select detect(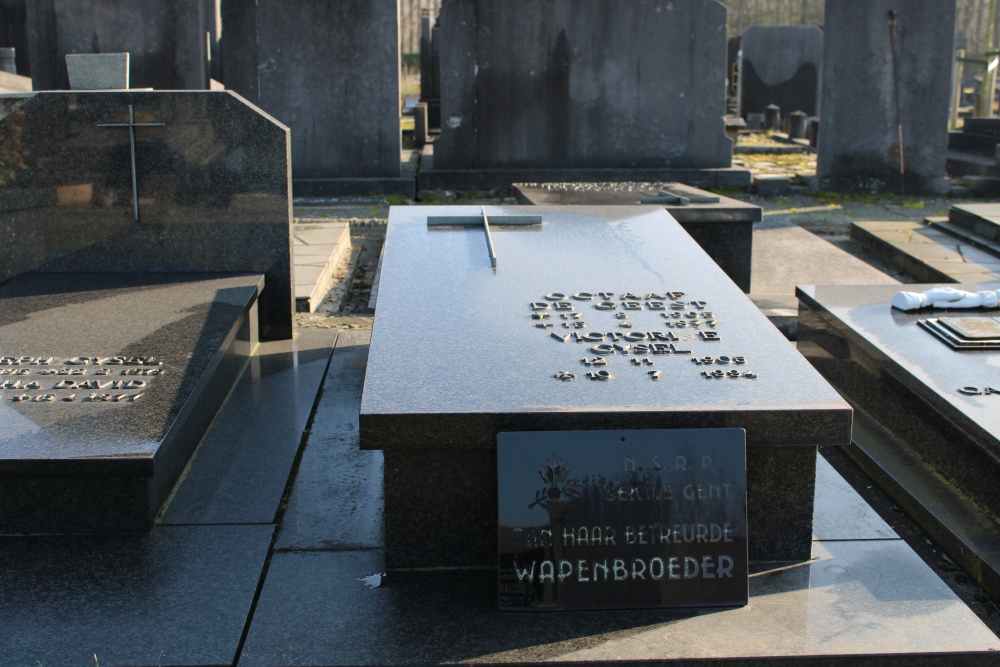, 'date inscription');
534,292,757,383
0,355,163,404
